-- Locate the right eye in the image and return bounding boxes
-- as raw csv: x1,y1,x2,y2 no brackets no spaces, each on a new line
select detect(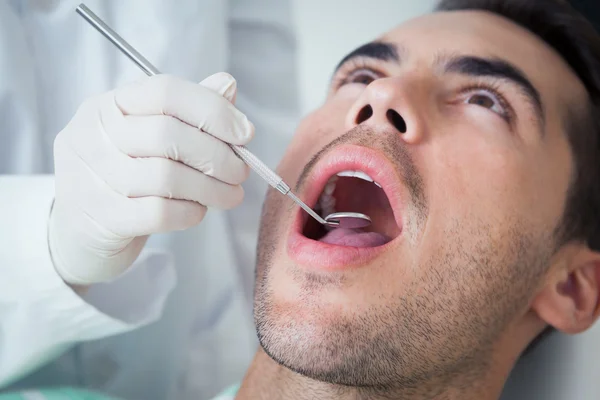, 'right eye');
330,57,386,92
338,68,380,87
